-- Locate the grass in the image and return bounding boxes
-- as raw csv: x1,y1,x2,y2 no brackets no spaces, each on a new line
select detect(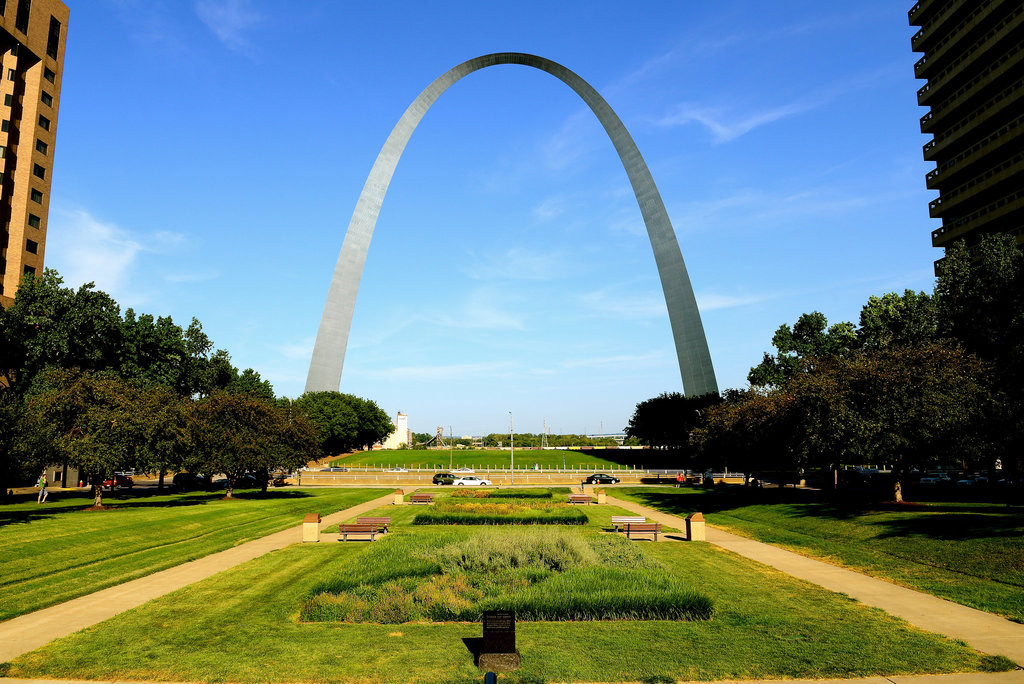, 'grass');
301,528,707,622
331,448,635,470
5,524,1005,683
413,499,589,525
614,486,1024,622
0,487,383,621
